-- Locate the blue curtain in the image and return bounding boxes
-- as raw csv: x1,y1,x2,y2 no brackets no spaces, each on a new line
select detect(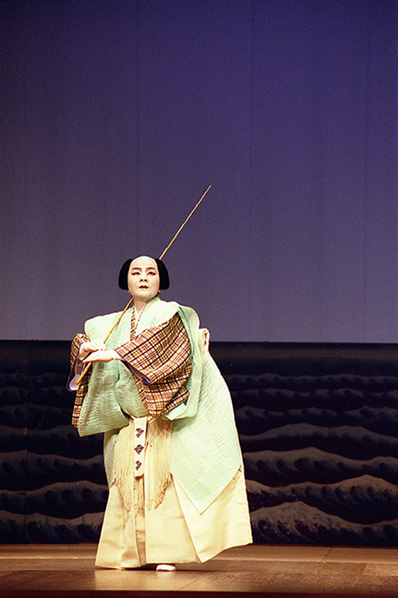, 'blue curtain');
1,0,397,342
